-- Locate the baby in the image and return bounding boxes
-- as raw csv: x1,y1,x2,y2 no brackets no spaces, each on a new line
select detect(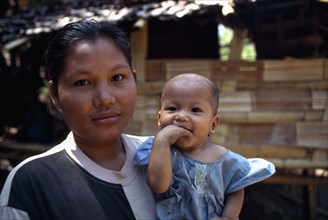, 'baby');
135,73,275,220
